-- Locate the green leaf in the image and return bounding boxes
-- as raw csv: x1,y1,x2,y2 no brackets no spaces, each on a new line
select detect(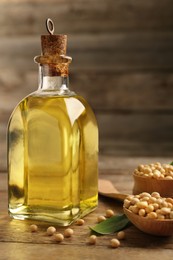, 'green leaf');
90,214,130,235
170,162,173,165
